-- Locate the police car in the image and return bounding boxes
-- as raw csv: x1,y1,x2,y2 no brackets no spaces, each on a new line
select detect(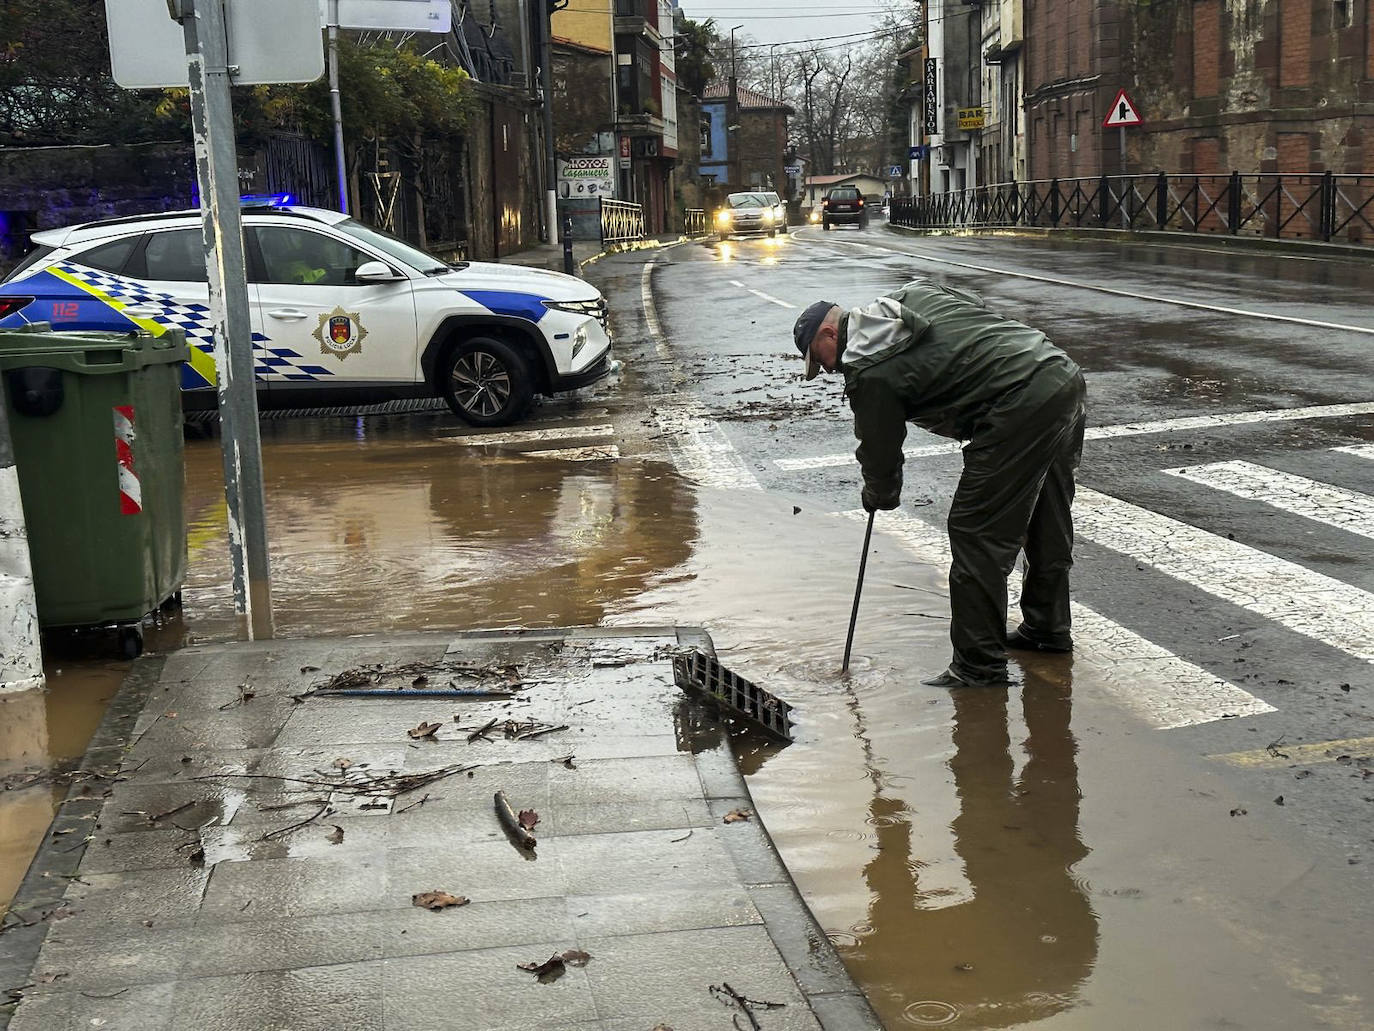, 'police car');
0,200,613,426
